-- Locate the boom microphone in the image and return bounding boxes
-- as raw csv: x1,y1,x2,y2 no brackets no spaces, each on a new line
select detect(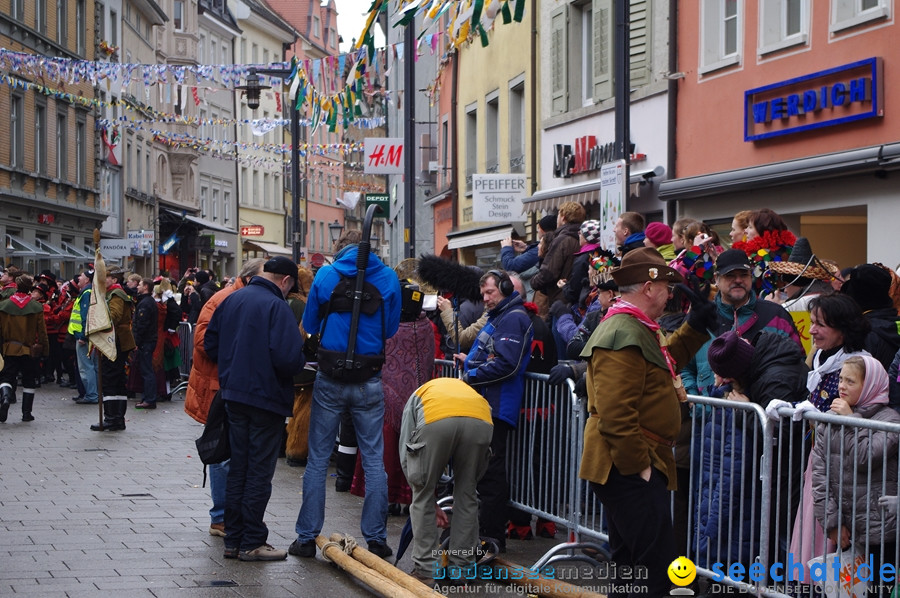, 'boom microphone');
416,254,483,302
